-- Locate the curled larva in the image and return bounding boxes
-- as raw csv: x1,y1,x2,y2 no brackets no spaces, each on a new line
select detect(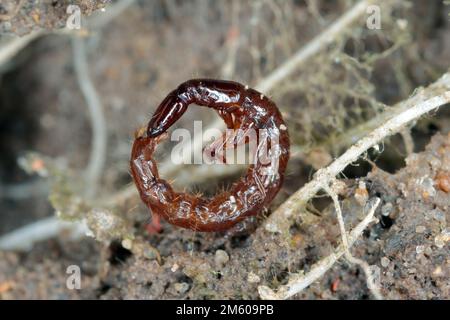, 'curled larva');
130,79,290,232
